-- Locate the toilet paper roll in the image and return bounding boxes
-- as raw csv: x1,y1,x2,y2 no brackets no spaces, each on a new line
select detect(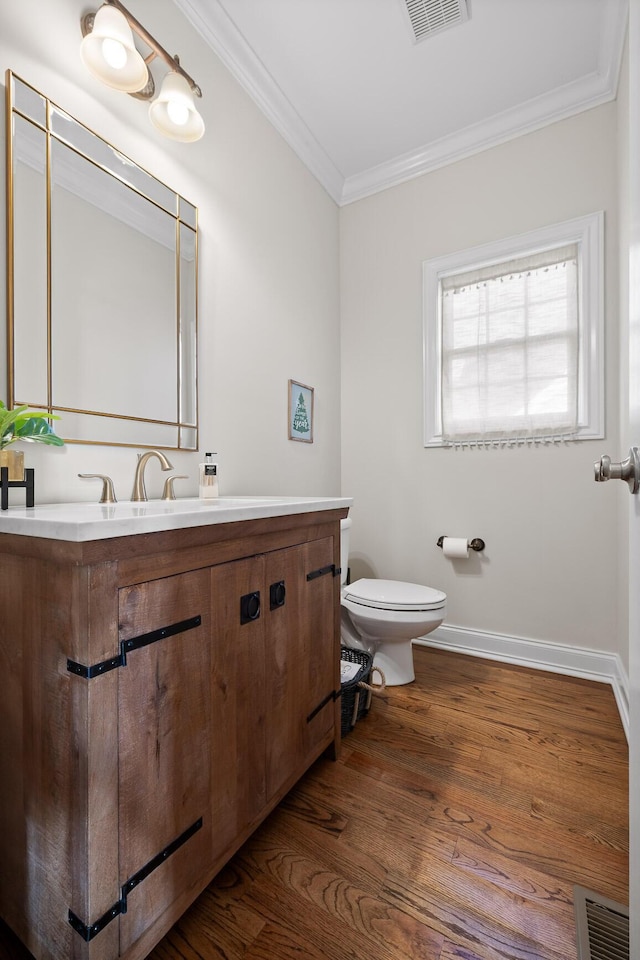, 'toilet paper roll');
442,537,469,559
